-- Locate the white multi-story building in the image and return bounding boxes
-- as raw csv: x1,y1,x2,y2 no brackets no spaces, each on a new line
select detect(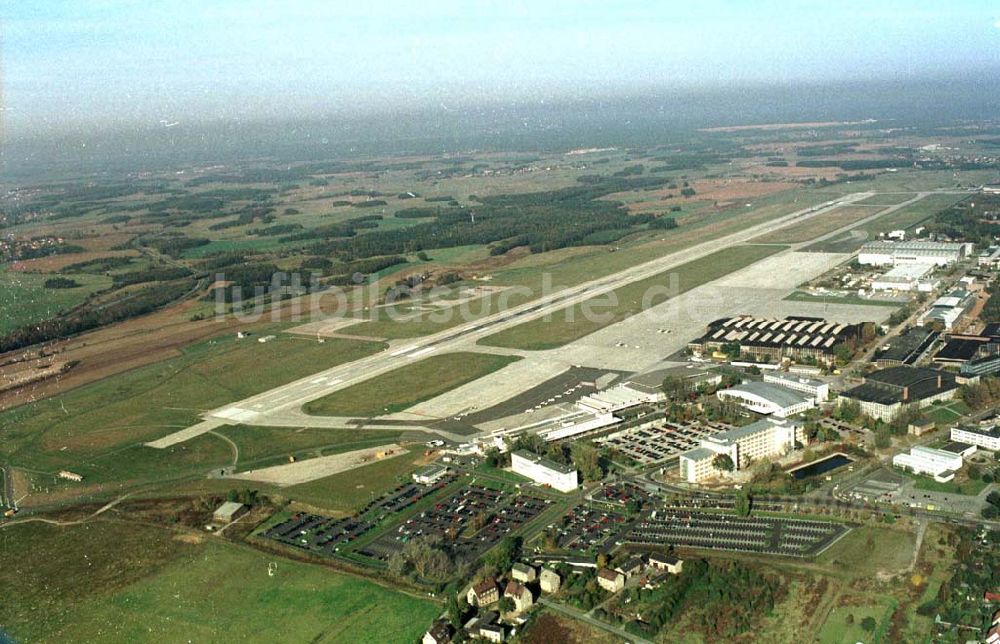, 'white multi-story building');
858,241,967,267
716,381,814,417
511,450,579,492
950,425,1000,451
678,418,806,483
892,445,964,482
762,372,830,402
